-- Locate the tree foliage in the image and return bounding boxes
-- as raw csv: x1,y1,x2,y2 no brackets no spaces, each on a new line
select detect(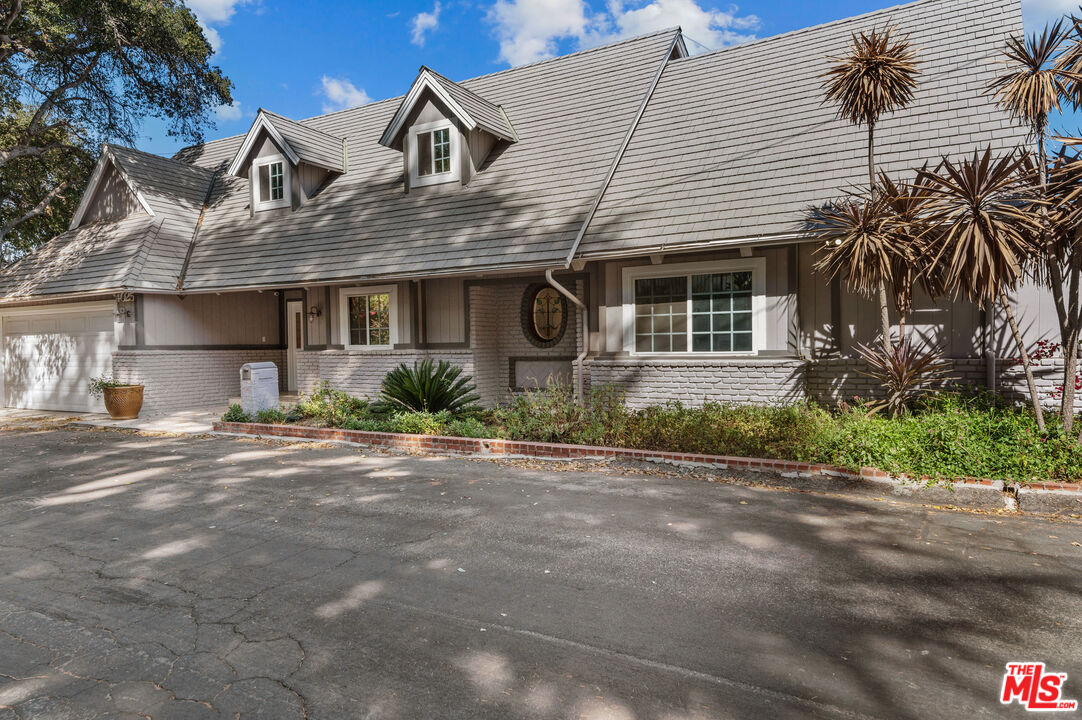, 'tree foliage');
0,0,232,262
